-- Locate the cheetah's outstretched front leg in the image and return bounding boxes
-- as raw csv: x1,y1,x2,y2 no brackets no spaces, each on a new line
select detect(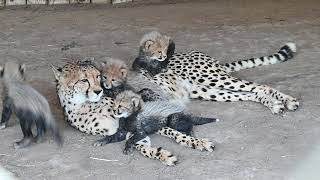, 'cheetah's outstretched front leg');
157,127,215,152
